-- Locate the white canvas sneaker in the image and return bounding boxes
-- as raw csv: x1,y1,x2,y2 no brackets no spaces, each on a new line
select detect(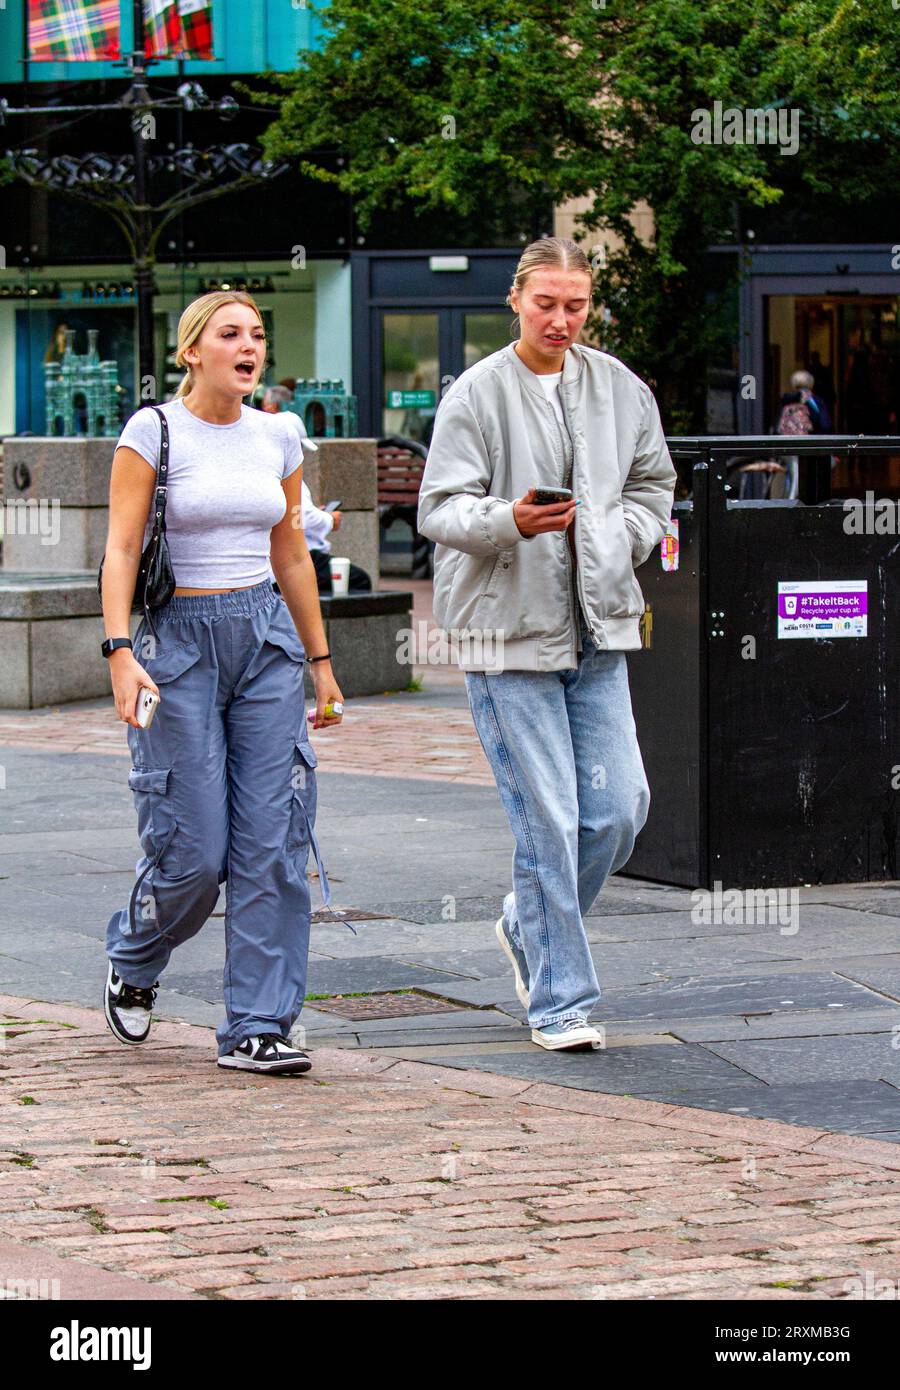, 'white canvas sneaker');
531,1018,605,1051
